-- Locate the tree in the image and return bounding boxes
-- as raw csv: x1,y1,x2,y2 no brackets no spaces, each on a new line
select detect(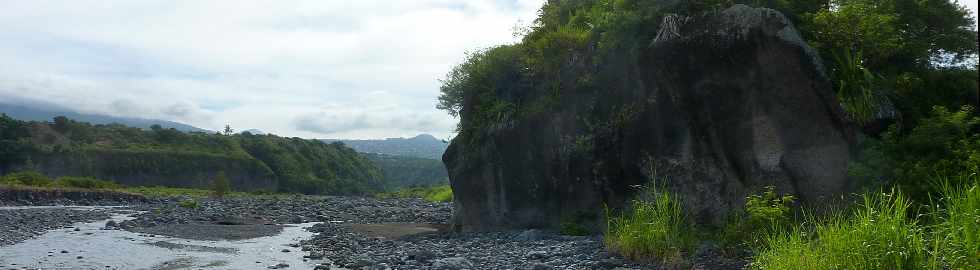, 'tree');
210,171,231,198
223,125,234,135
53,116,70,133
